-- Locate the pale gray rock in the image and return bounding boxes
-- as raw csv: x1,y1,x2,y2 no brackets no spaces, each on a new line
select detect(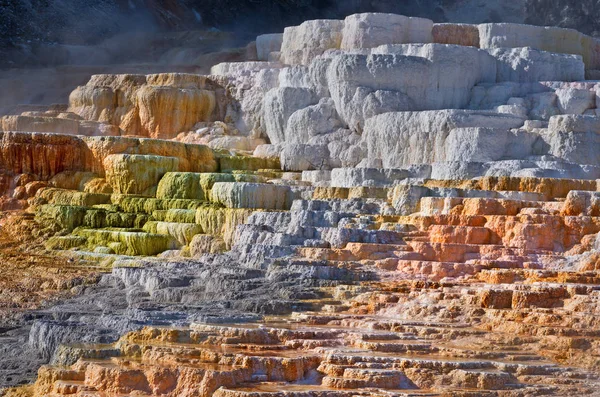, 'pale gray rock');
321,48,371,58
544,130,600,166
319,227,403,248
317,131,365,168
445,127,536,162
262,87,319,144
330,168,409,188
496,97,529,117
341,13,433,50
528,92,560,120
523,120,547,130
406,164,433,178
290,198,389,214
306,128,358,146
256,33,284,61
468,81,550,110
360,88,414,122
430,161,487,180
210,61,282,76
288,210,347,229
556,88,596,114
326,53,419,131
29,320,116,362
488,47,585,83
483,159,538,177
268,52,282,62
301,170,331,184
356,158,383,168
308,57,335,97
372,43,497,84
253,143,283,159
510,167,565,178
481,159,600,179
284,98,344,144
297,129,365,168
281,19,344,65
327,45,498,131
327,141,366,168
212,63,283,136
362,110,526,168
548,114,600,134
234,224,295,247
391,185,431,215
279,57,334,98
508,97,527,106
478,23,600,70
279,65,312,90
246,212,291,231
494,104,528,118
280,143,330,171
